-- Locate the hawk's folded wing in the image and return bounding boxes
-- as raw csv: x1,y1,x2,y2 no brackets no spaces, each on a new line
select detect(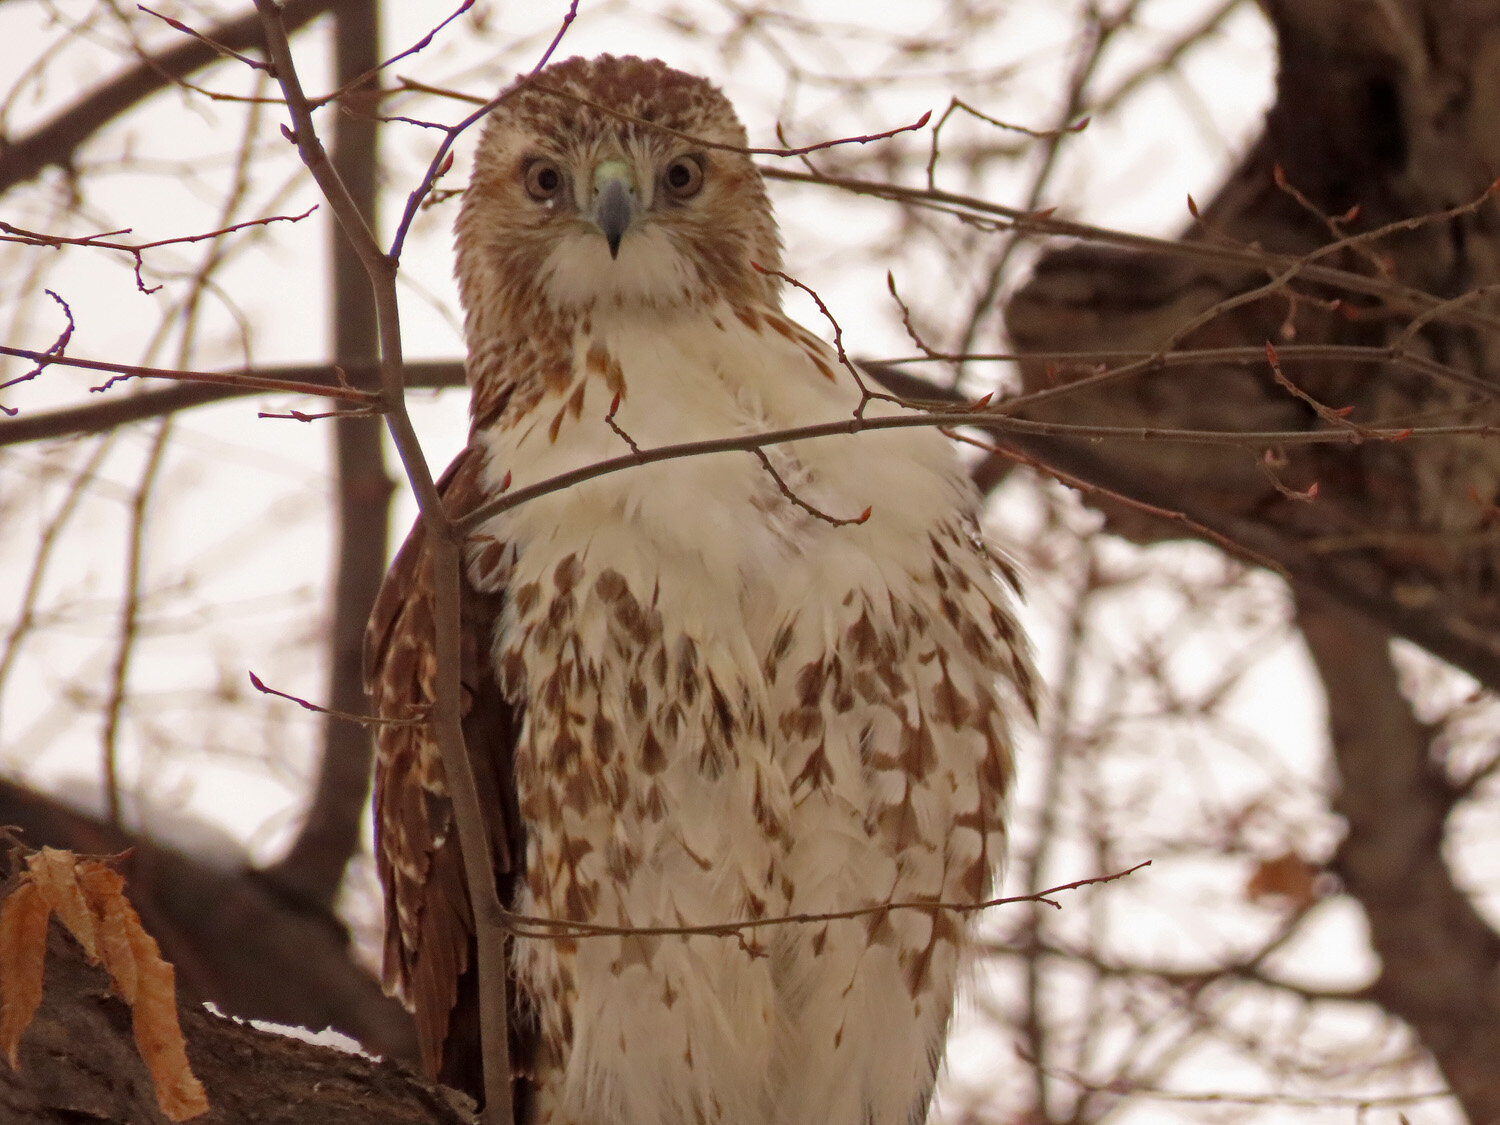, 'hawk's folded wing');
364,446,533,1110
